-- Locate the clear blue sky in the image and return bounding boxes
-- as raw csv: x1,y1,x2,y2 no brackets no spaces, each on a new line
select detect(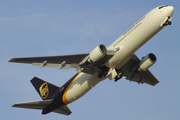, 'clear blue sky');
1,0,180,120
